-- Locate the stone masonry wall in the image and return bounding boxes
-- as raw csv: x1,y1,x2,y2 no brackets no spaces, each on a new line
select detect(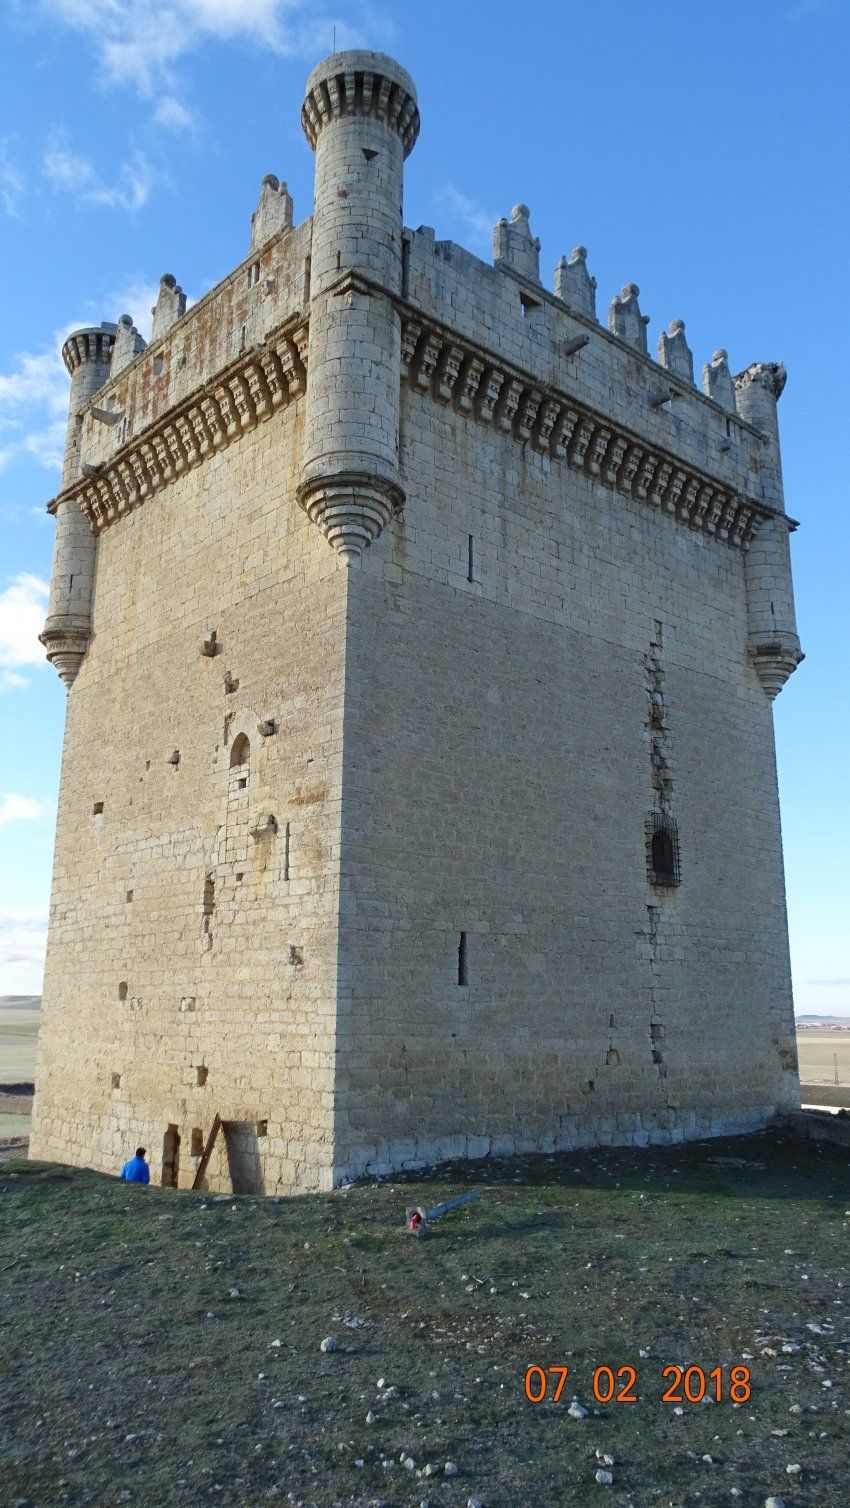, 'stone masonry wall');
331,377,799,1180
30,390,348,1194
